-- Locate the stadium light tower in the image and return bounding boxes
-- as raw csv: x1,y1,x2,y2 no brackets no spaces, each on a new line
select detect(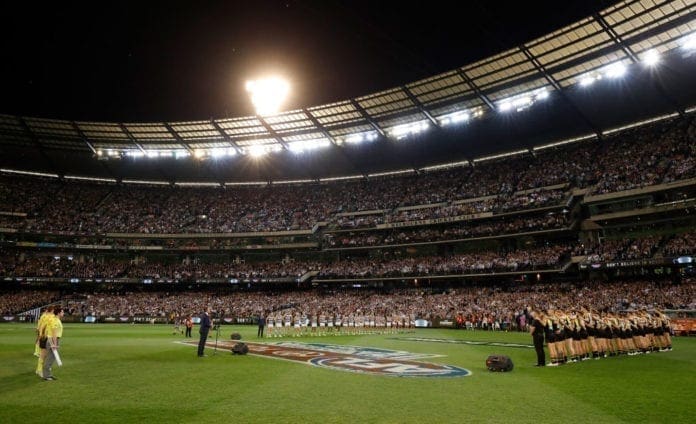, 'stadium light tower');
246,77,290,116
